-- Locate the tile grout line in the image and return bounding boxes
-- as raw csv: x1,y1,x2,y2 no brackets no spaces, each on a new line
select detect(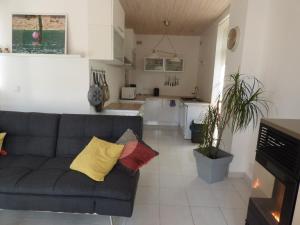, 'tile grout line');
229,178,250,205
158,128,161,225
183,169,196,225
219,206,230,225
